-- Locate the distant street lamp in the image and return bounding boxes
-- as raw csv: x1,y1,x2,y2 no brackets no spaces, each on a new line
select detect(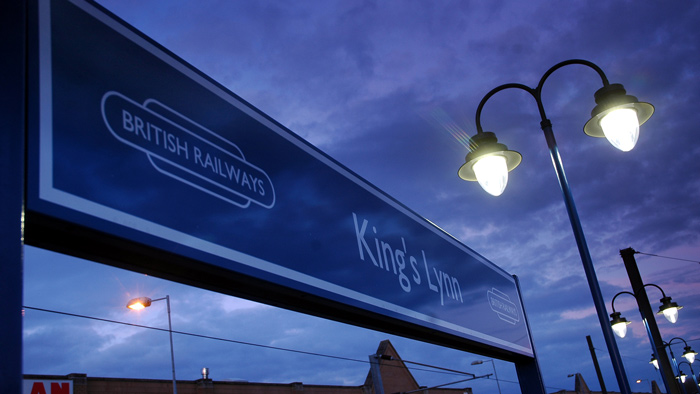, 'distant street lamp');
472,359,501,394
609,284,682,339
611,249,685,394
678,361,699,391
682,347,698,365
636,379,652,393
460,59,654,394
666,340,696,365
666,337,698,392
127,295,177,394
651,354,660,370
